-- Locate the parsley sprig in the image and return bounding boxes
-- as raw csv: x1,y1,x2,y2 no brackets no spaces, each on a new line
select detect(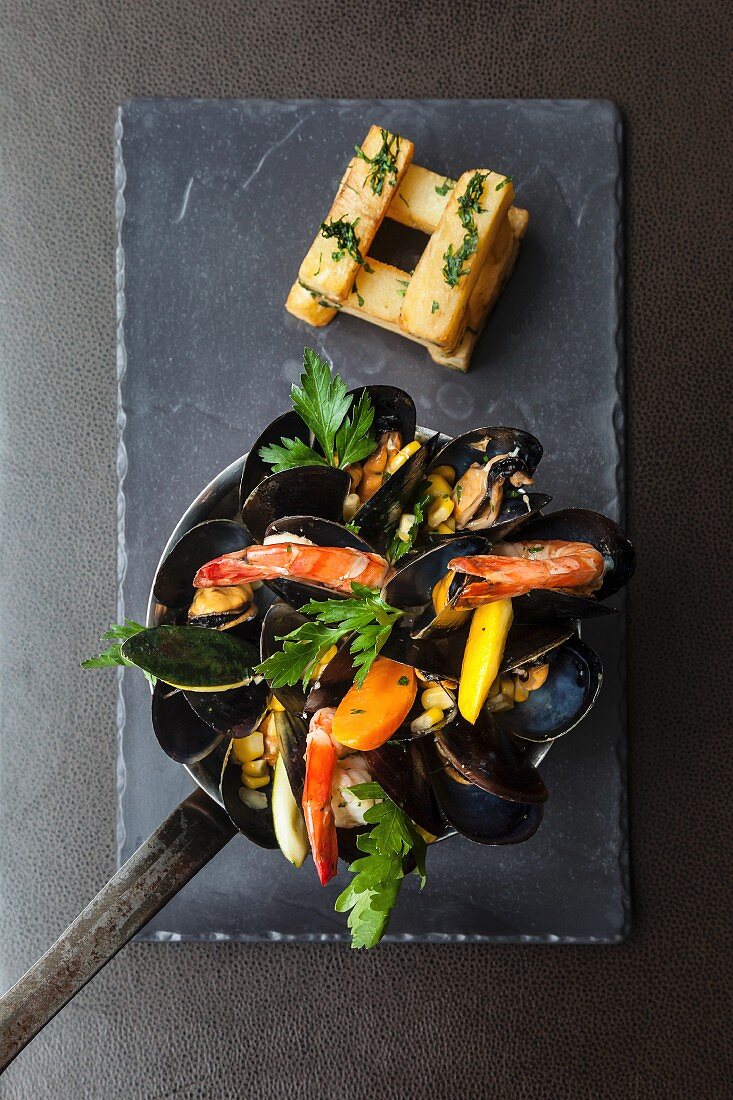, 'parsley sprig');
259,349,376,473
82,619,156,684
335,782,427,949
354,129,401,196
255,583,403,690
